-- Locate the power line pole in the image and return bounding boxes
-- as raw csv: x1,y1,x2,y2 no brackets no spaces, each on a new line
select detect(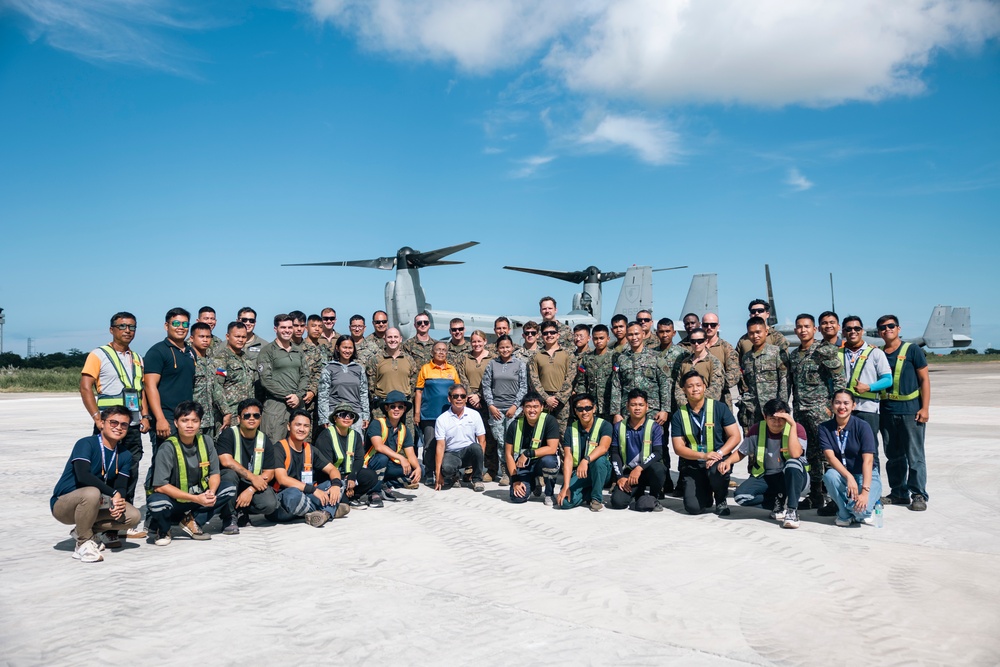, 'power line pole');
26,338,34,358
